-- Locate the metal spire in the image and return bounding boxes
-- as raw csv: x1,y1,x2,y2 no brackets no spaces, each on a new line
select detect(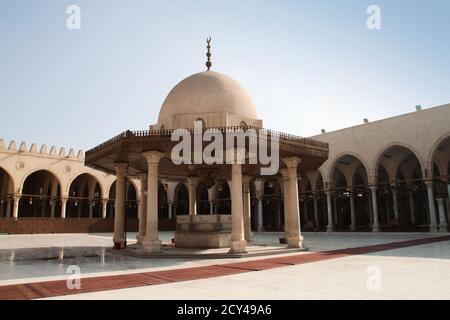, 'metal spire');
206,37,212,70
